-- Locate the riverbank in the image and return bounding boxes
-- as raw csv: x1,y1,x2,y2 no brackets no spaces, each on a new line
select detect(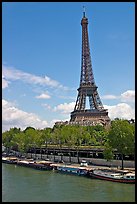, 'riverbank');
21,152,135,168
4,149,135,168
2,154,135,173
